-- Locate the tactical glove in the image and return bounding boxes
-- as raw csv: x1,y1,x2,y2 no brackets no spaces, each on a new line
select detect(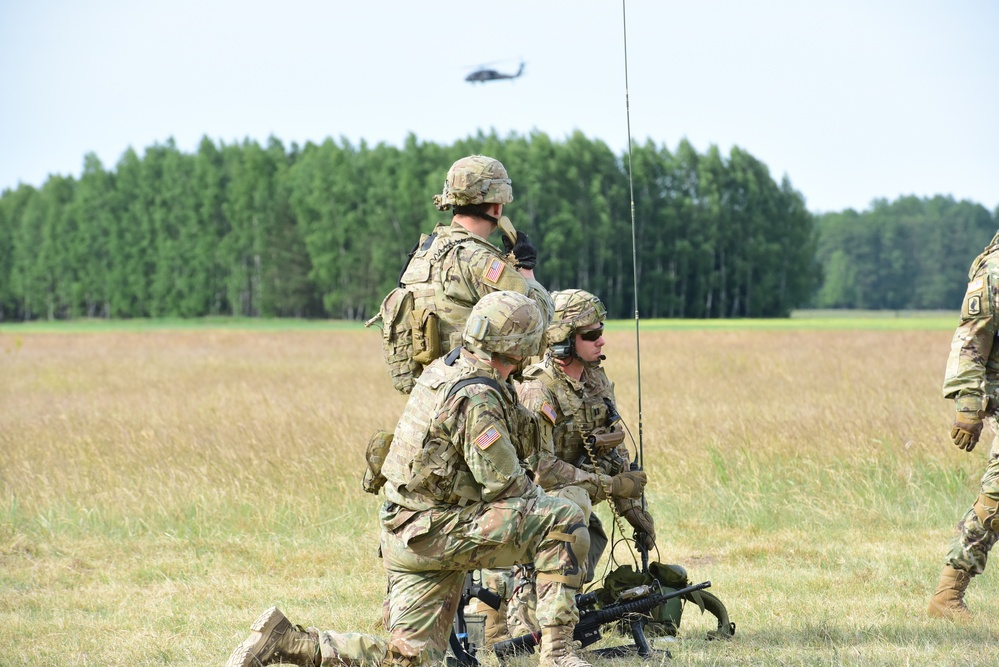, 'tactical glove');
501,231,538,270
614,497,656,551
951,412,984,452
609,470,647,499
